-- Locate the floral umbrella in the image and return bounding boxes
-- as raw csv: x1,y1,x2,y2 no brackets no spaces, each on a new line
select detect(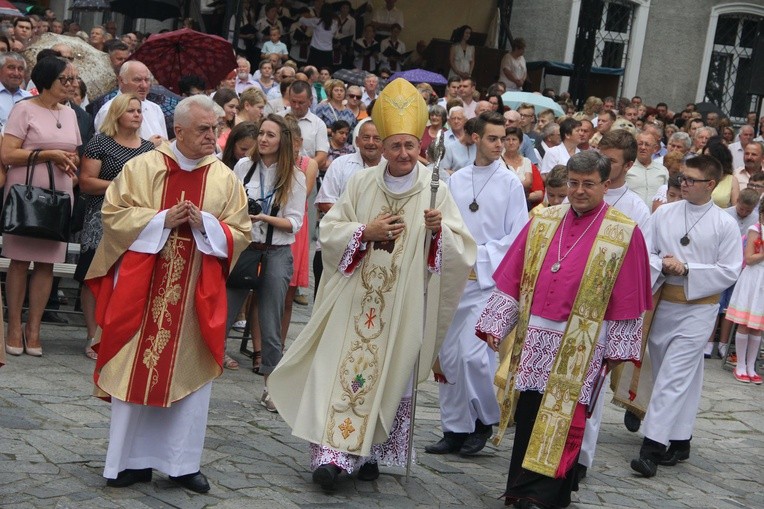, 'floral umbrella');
23,33,117,101
128,28,237,94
